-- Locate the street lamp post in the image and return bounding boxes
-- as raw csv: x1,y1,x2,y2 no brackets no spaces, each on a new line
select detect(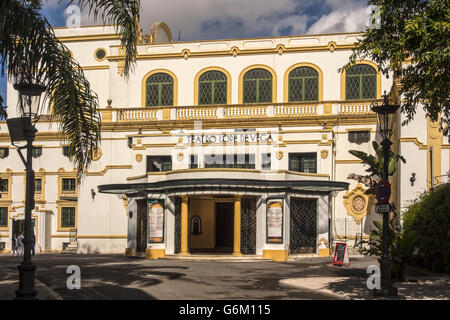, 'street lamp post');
371,92,400,297
6,80,46,300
